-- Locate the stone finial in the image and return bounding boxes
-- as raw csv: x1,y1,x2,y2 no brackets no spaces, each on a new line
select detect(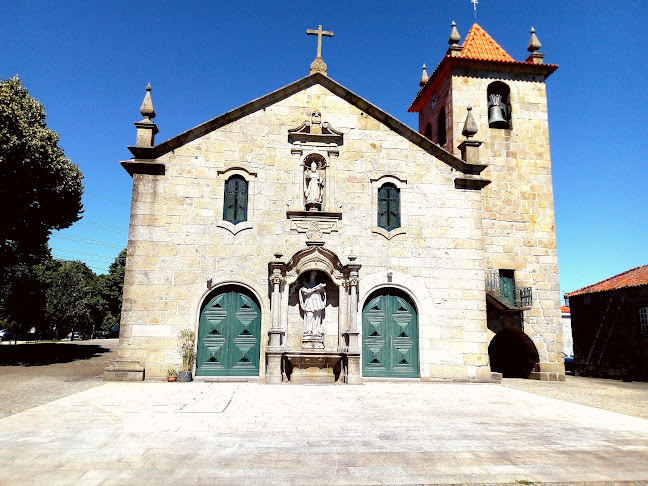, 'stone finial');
419,64,429,87
458,106,482,164
134,82,159,148
139,82,156,121
447,21,463,57
448,21,461,45
527,27,542,52
526,27,545,64
462,106,478,138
